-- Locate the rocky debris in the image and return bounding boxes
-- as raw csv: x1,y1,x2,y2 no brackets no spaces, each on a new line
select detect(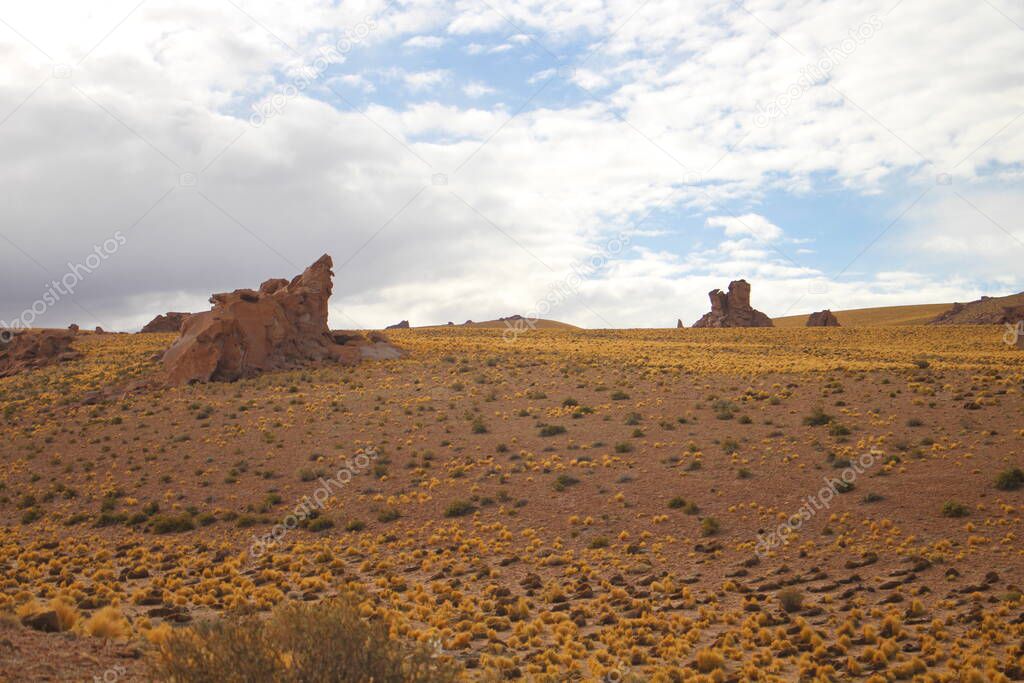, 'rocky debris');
806,310,840,327
140,312,192,334
0,329,81,377
692,280,774,328
161,255,403,384
930,292,1024,324
386,320,410,330
677,319,685,329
